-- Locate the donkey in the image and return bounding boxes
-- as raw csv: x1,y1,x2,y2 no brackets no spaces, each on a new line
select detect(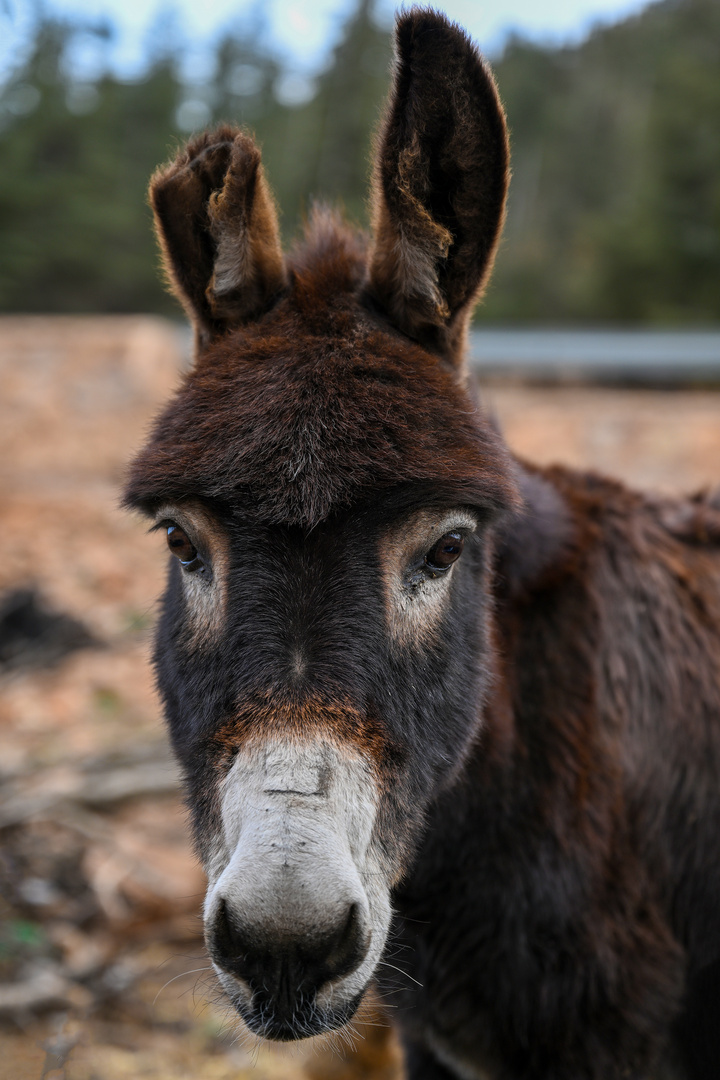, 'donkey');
124,9,720,1079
